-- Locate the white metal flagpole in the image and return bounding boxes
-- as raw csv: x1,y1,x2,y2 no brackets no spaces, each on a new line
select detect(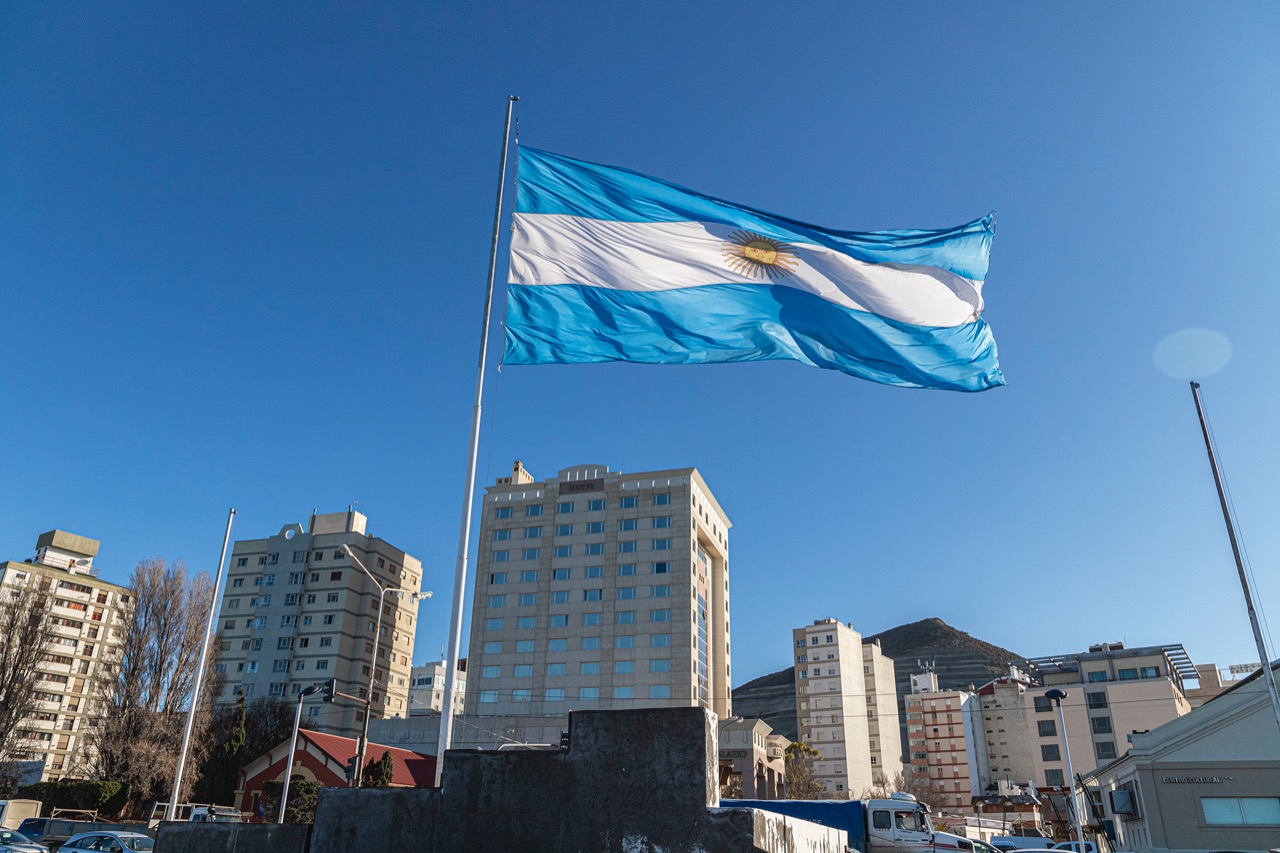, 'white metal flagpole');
1190,381,1280,733
435,95,518,786
166,507,236,821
